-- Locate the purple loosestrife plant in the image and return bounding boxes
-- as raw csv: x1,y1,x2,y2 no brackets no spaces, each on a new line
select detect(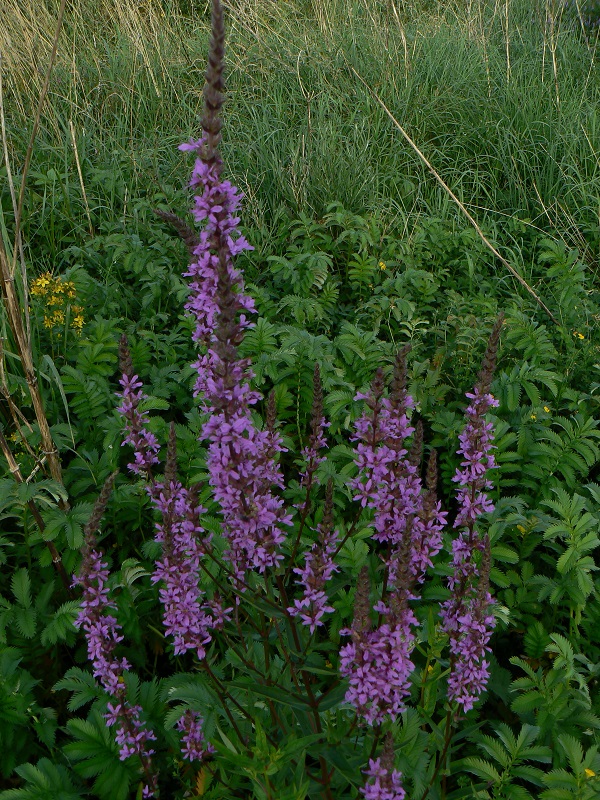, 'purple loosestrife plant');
116,337,160,477
440,315,503,712
104,2,509,797
176,710,215,763
178,8,292,584
288,479,340,633
340,352,446,726
73,474,159,796
118,344,223,659
362,733,406,800
339,567,417,726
